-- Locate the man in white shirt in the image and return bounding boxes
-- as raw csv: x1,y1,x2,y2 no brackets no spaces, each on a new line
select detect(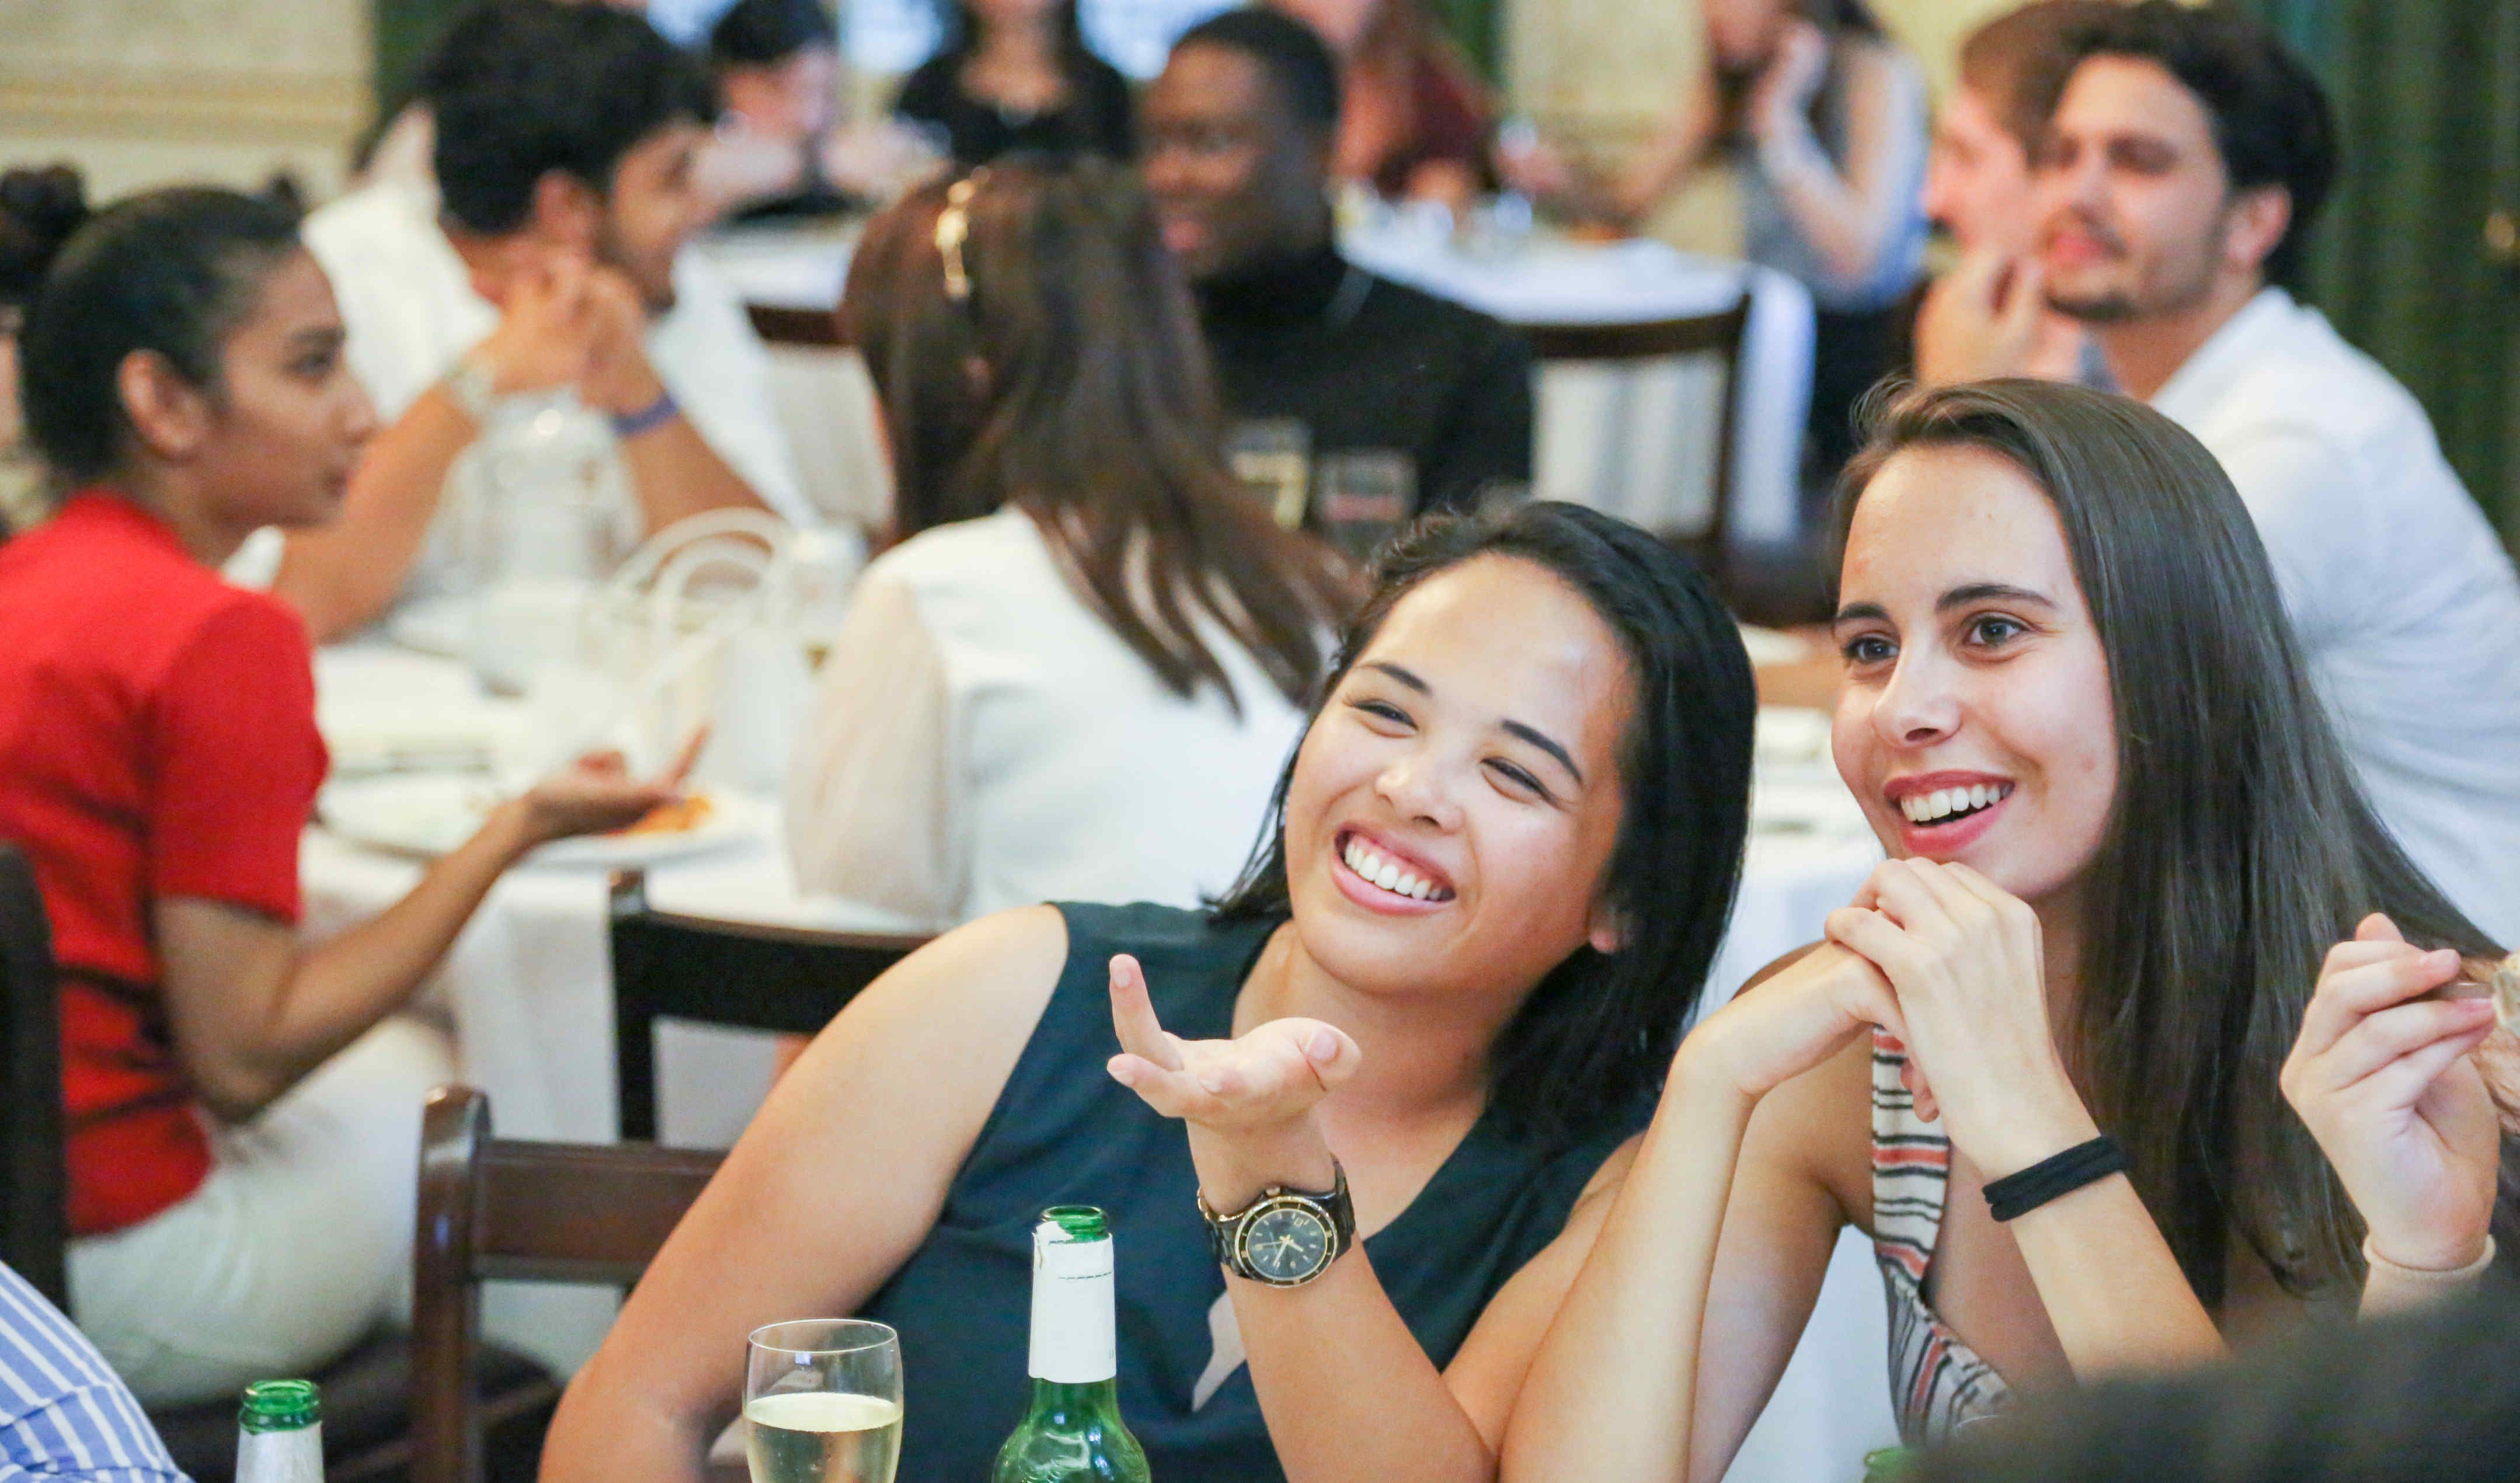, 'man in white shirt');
252,1,805,640
2016,3,2520,941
